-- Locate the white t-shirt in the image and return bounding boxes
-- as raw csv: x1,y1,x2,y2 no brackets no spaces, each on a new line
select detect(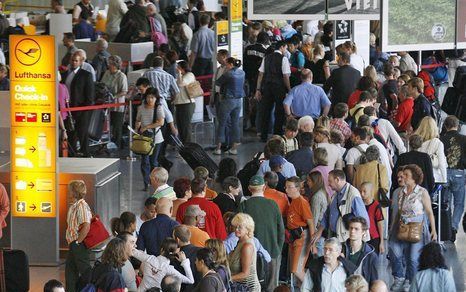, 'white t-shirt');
345,143,369,166
350,54,365,76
